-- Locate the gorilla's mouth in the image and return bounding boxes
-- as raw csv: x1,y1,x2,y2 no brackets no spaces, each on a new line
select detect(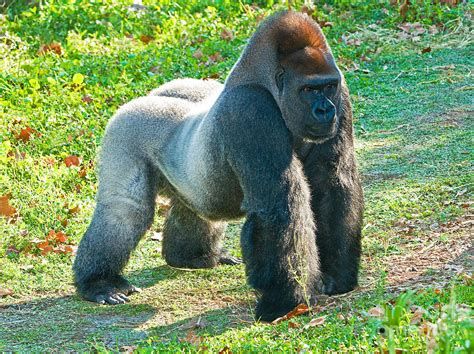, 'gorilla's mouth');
305,120,338,140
